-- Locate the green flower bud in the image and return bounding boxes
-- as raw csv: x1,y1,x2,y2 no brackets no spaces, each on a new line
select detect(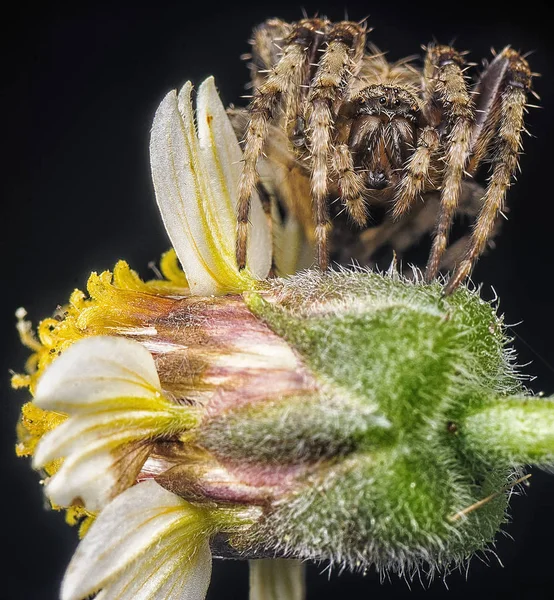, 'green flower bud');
145,269,549,576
